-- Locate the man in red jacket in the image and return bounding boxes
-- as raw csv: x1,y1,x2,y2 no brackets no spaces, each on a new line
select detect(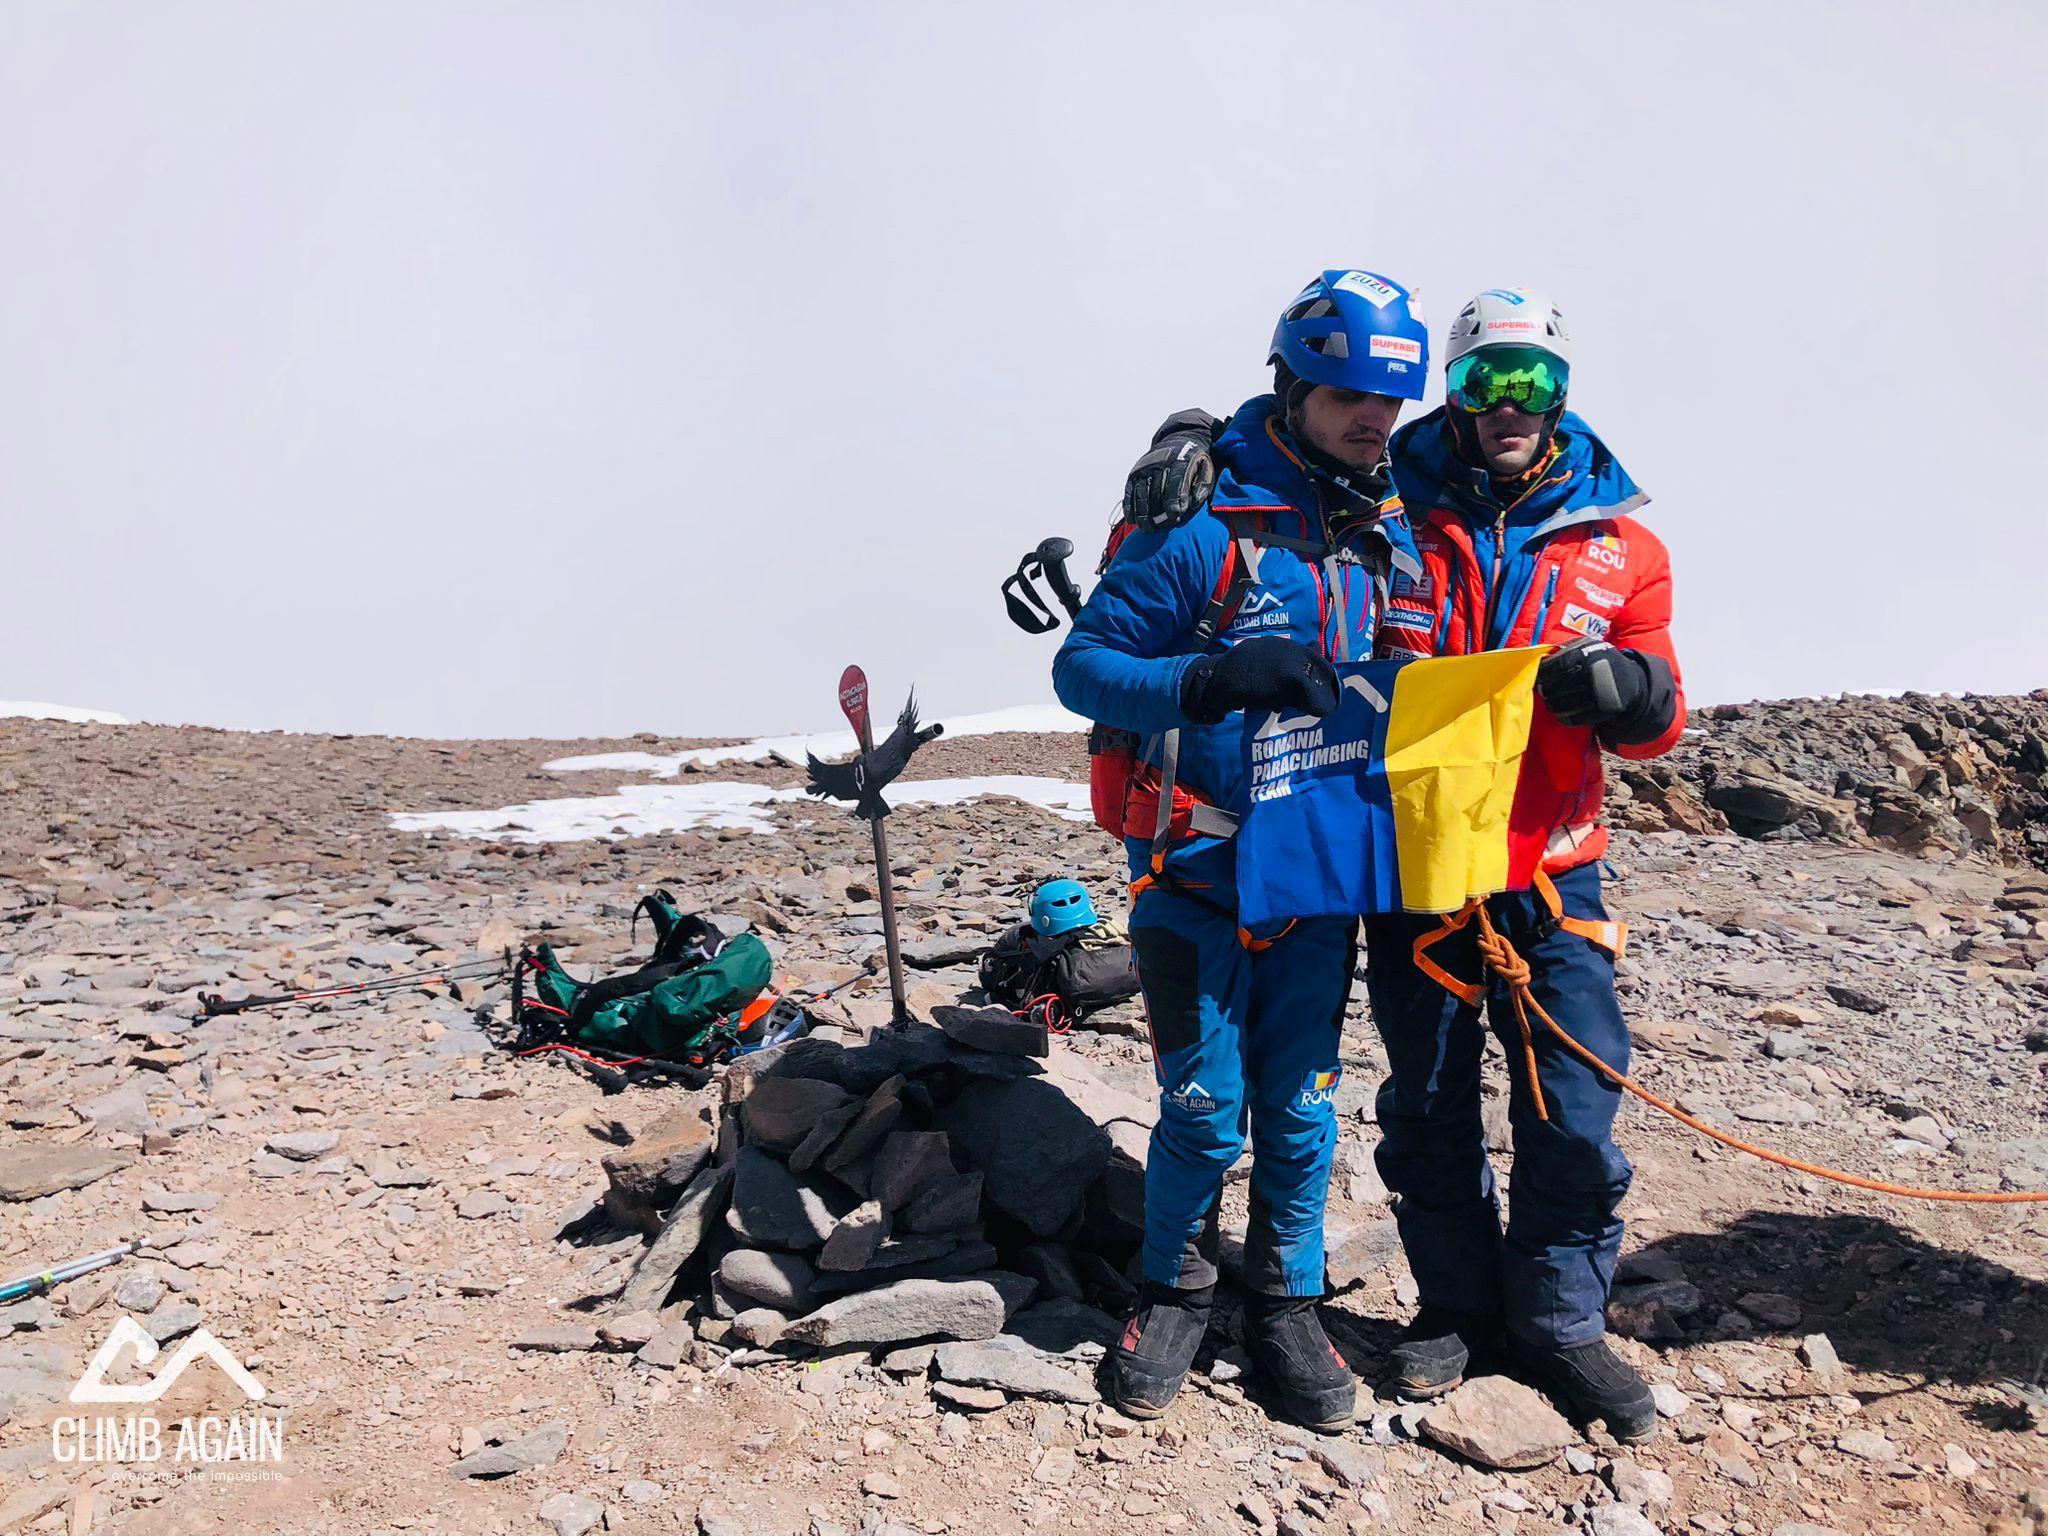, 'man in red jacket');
1365,288,1682,1443
1117,288,1684,1440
